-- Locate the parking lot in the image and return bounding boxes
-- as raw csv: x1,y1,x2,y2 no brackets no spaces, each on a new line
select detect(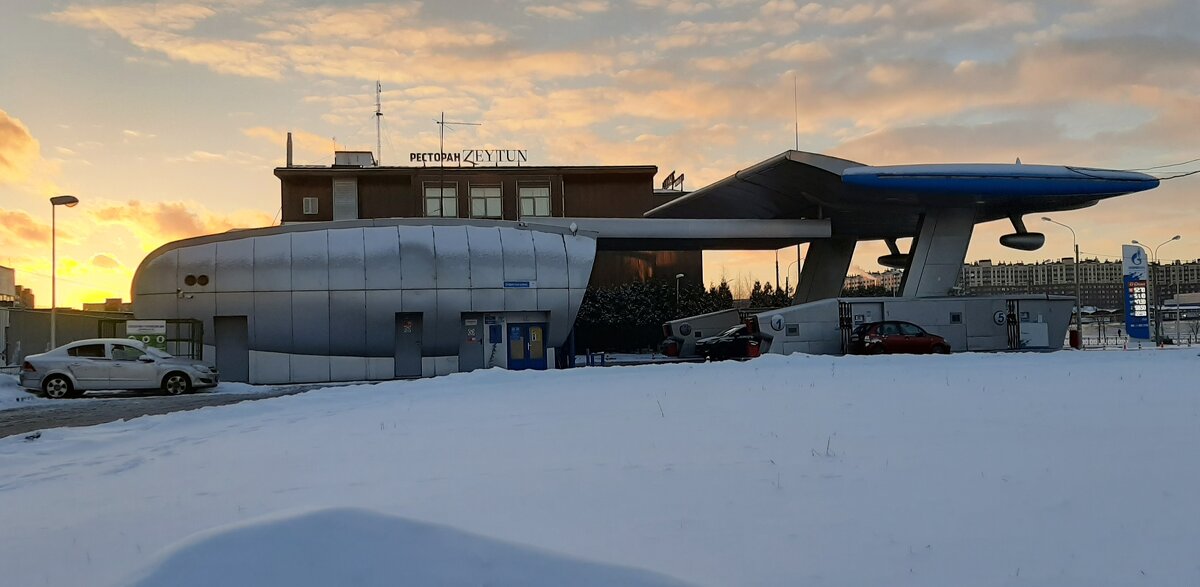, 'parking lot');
0,385,338,439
